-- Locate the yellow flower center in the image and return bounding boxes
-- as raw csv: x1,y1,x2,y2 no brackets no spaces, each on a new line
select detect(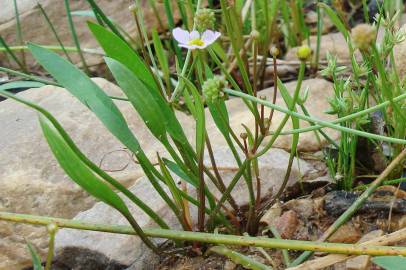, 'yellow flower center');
188,38,204,46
